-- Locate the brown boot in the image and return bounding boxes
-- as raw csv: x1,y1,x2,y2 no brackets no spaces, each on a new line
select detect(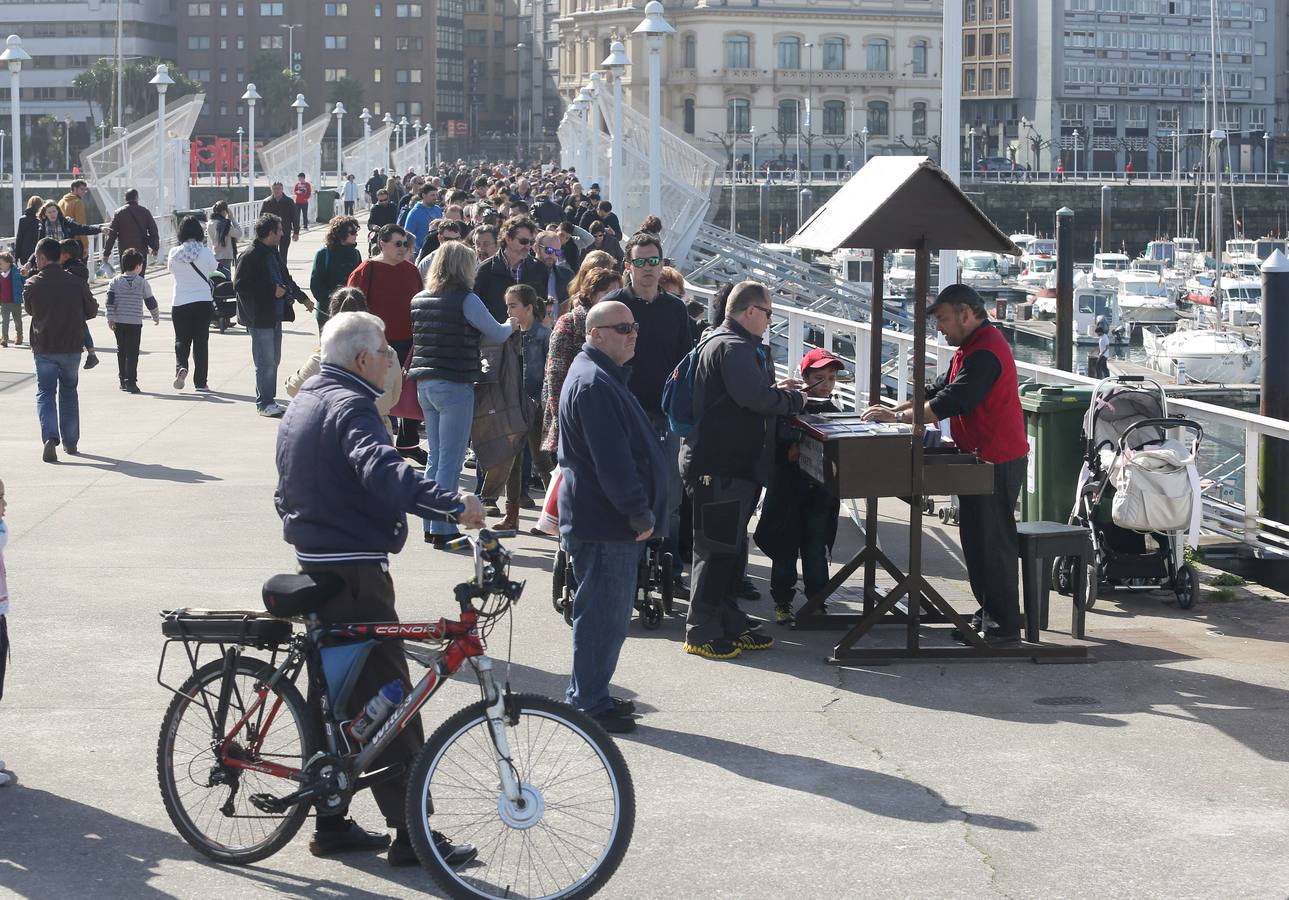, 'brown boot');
496,501,520,531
